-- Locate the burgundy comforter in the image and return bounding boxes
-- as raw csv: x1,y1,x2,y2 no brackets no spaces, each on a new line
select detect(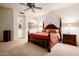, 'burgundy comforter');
29,32,60,47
